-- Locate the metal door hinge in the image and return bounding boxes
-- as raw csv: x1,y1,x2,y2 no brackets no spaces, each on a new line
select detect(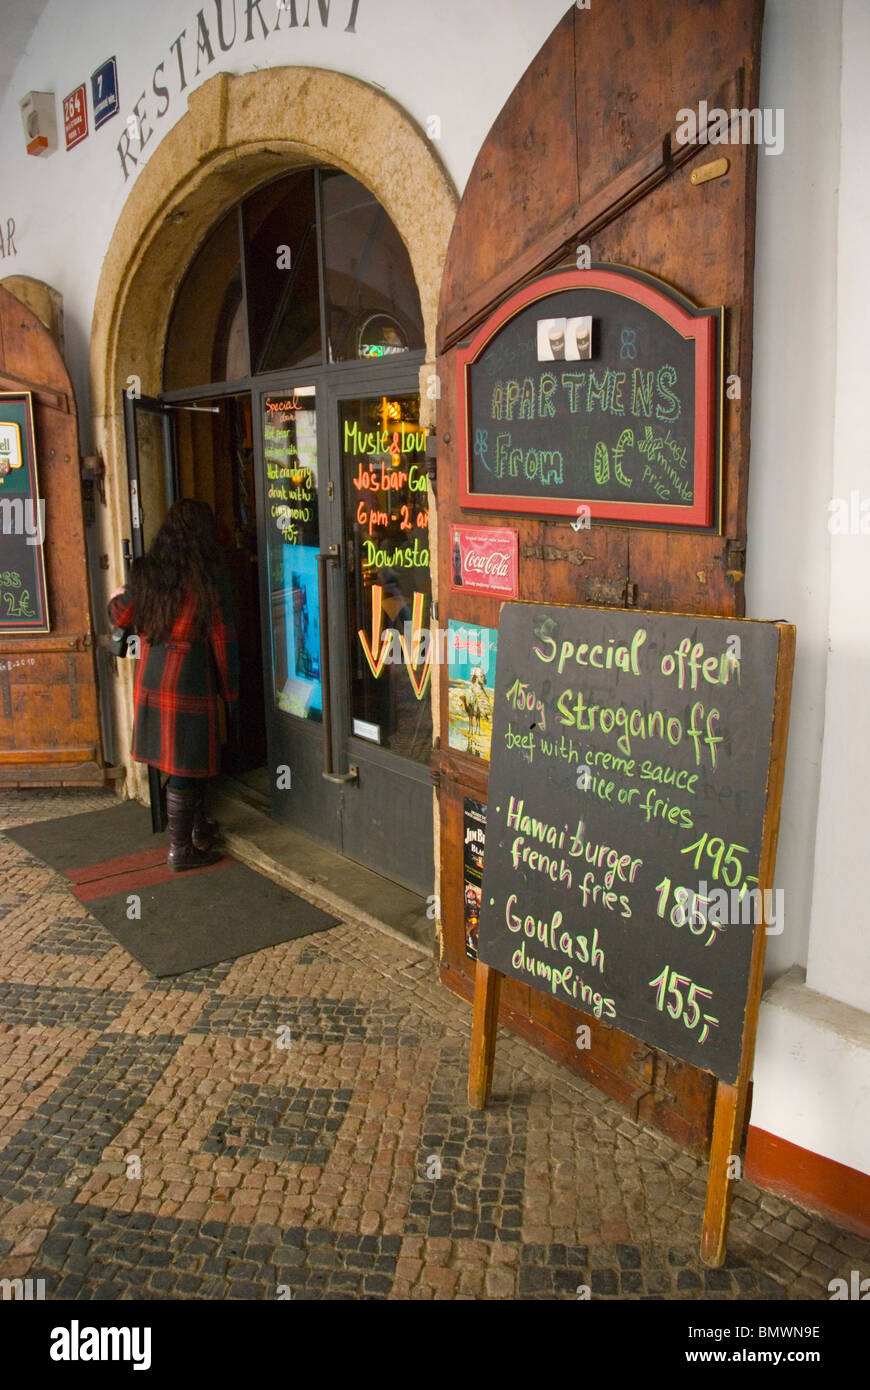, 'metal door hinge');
723,539,746,583
80,454,106,506
521,542,593,567
426,429,438,496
